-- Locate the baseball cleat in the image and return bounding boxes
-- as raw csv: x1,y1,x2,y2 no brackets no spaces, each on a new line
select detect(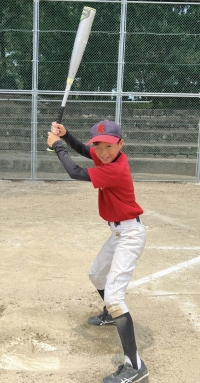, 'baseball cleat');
102,361,149,383
88,306,115,326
